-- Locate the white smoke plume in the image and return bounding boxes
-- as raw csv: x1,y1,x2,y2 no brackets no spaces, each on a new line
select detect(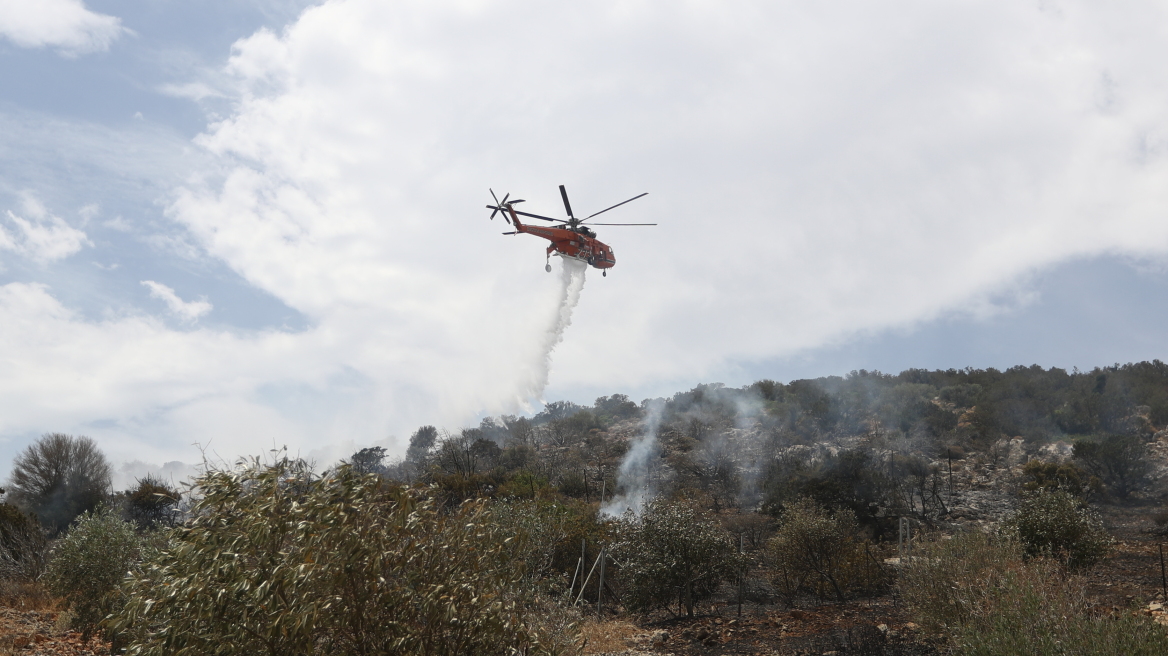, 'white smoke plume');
601,398,665,518
522,258,587,402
